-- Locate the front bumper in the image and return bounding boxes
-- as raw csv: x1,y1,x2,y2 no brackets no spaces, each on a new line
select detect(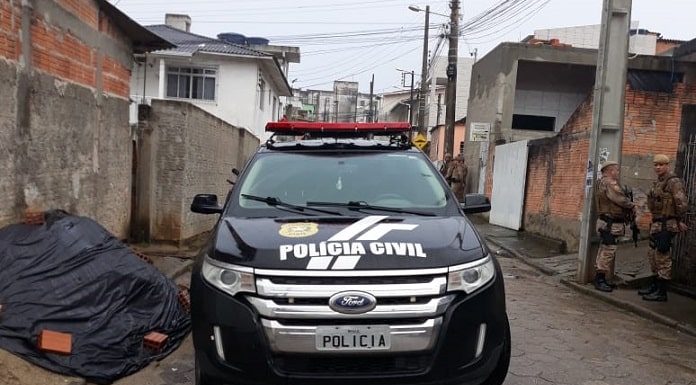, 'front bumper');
191,265,508,385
